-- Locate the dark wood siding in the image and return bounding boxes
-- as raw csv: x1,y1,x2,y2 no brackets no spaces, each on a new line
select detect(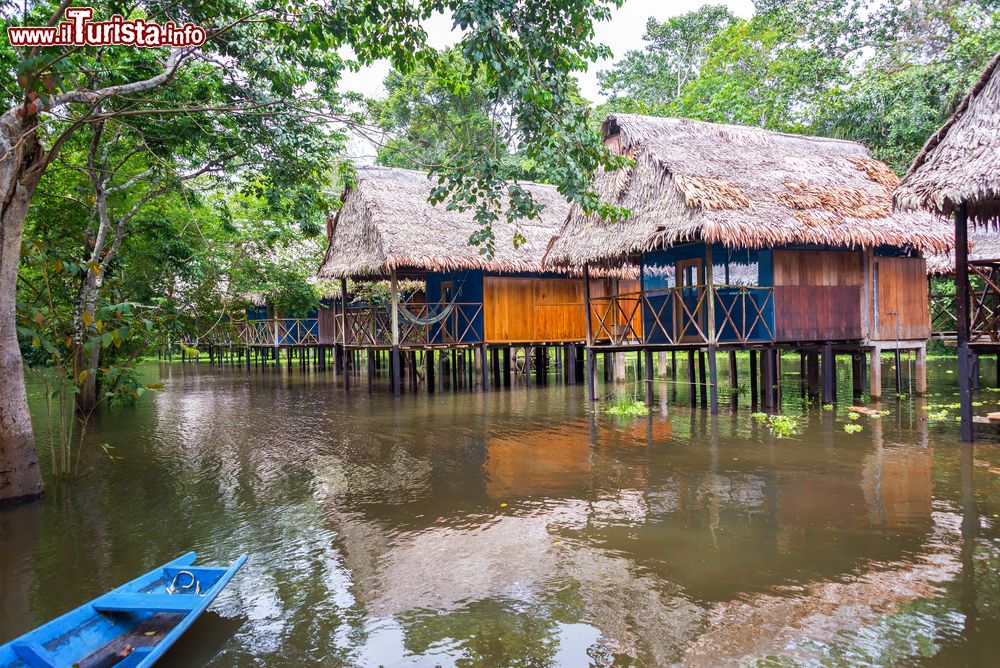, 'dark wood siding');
871,256,930,341
774,285,862,341
773,250,863,342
